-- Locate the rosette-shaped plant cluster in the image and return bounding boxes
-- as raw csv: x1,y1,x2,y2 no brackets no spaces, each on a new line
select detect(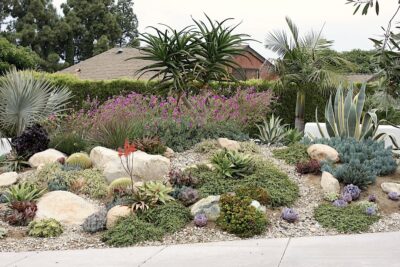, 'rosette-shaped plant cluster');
295,159,321,175
177,186,199,206
65,152,92,169
216,194,268,238
211,149,255,179
256,114,288,146
133,136,167,155
28,218,63,238
194,213,208,227
281,208,298,223
368,194,377,202
11,124,49,158
169,170,198,187
388,192,400,201
5,201,37,226
82,209,107,233
332,199,348,208
342,184,361,201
